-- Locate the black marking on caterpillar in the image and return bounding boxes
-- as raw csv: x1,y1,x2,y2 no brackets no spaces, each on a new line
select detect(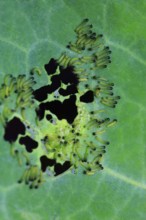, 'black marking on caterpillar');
0,19,120,189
